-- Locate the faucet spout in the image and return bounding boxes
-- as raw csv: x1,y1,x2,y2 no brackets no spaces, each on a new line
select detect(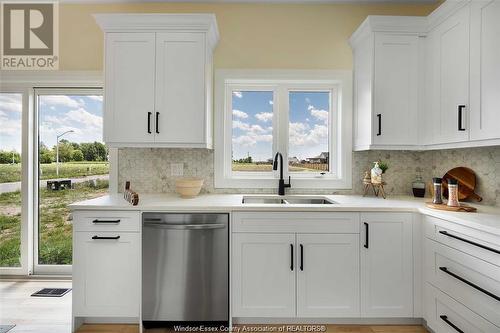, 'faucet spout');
273,152,291,196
